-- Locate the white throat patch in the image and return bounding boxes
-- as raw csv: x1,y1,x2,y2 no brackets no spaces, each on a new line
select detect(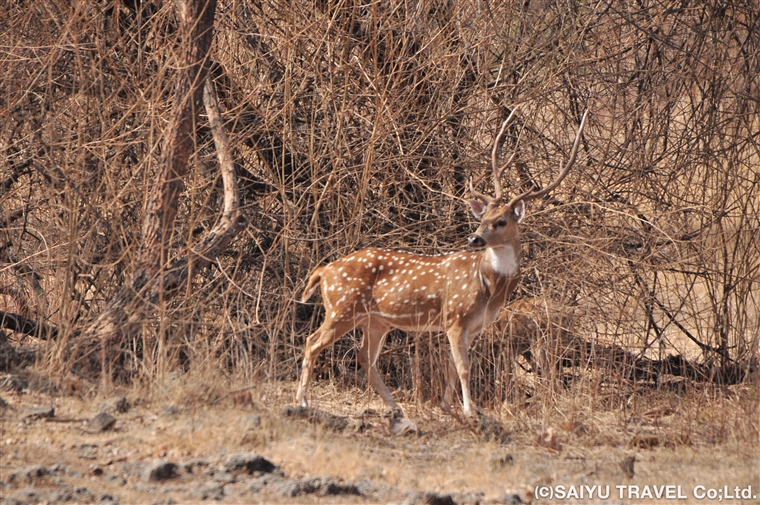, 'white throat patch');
485,245,519,277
